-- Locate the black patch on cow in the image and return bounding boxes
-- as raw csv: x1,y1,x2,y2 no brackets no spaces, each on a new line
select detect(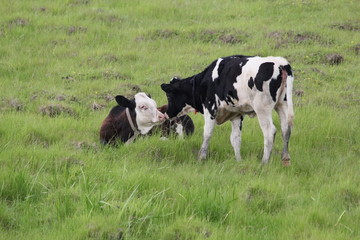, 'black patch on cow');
282,64,292,102
269,67,283,102
188,56,249,118
248,77,254,89
283,64,293,77
240,115,244,131
209,57,249,113
226,96,235,105
115,95,136,110
254,62,274,91
203,56,250,117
